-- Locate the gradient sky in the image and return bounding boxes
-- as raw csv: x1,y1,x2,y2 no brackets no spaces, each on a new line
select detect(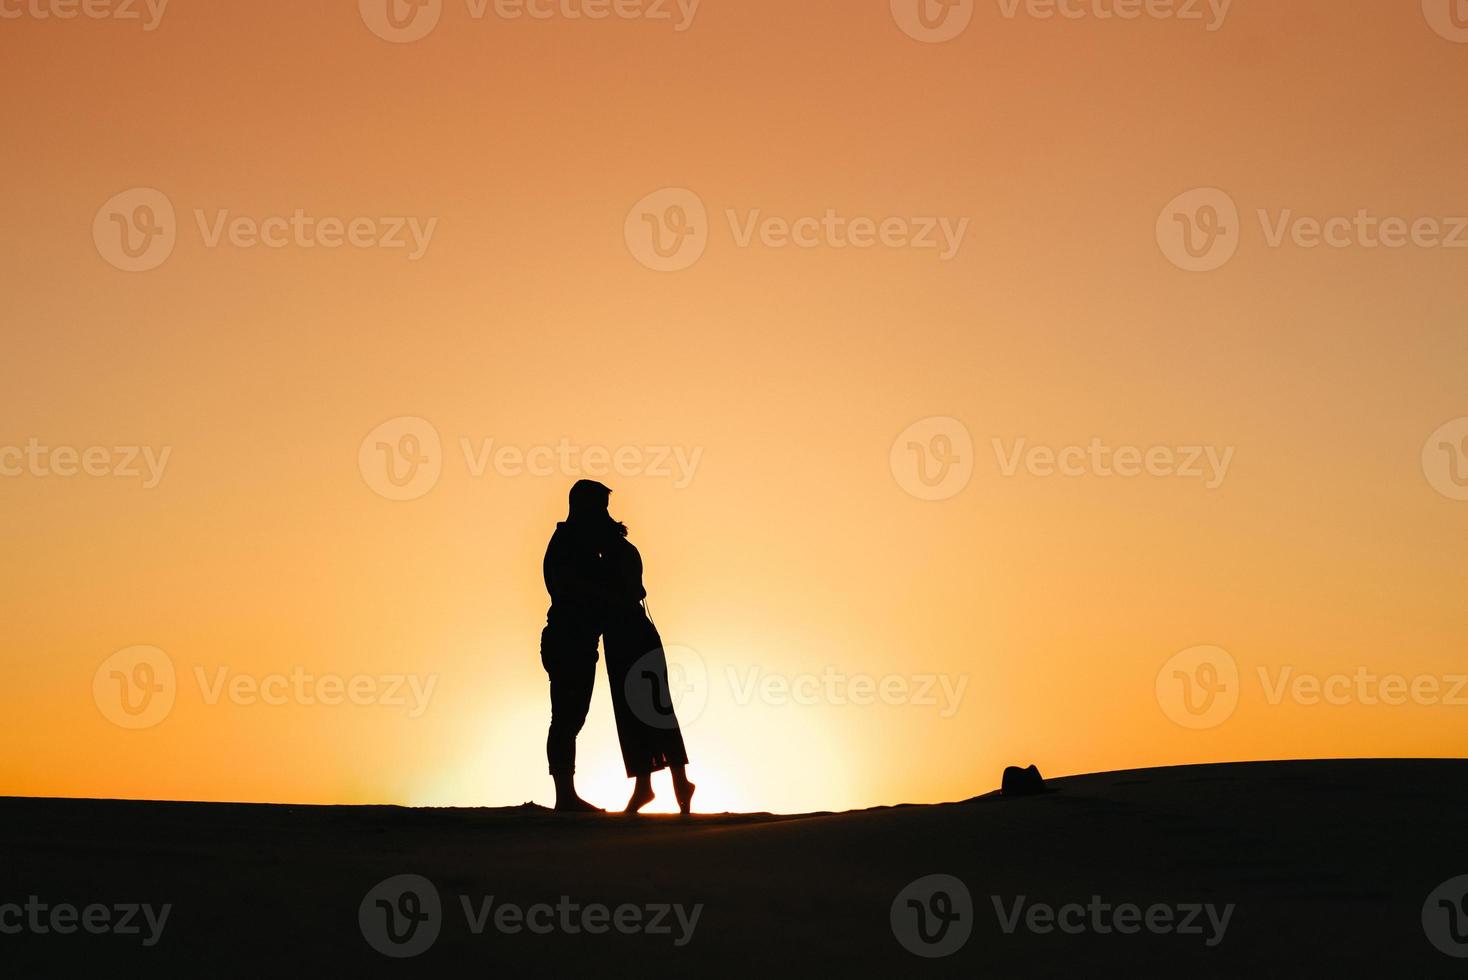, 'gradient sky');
2,0,1466,814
